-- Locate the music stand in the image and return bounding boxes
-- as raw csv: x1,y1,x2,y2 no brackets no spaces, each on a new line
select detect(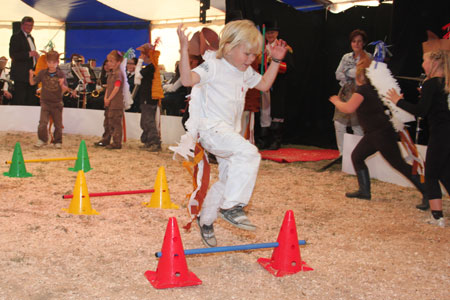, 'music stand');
72,65,94,108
